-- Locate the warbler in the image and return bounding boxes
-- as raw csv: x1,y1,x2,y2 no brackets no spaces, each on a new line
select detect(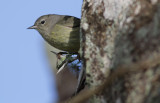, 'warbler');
28,14,84,94
28,14,80,52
